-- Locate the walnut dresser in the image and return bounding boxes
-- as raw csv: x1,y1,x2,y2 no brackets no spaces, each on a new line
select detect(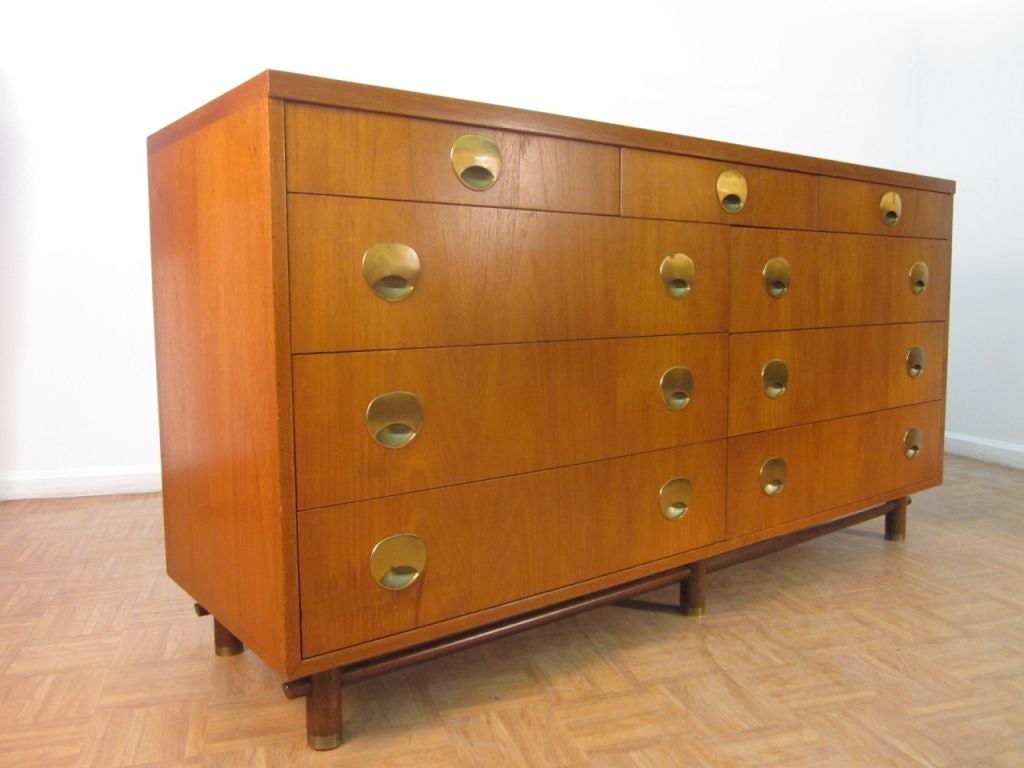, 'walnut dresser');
147,71,953,749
